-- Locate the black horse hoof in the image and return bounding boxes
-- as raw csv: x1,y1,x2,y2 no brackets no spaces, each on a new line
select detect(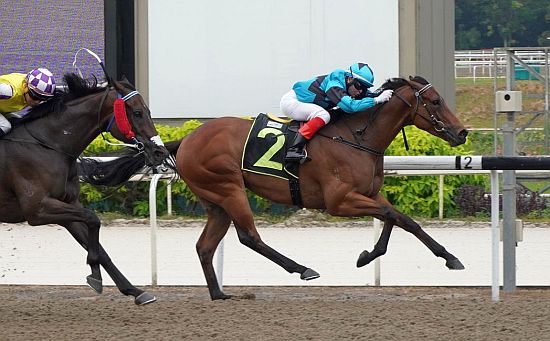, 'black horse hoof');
134,292,157,305
86,275,103,294
356,250,372,268
446,258,465,270
300,268,320,280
